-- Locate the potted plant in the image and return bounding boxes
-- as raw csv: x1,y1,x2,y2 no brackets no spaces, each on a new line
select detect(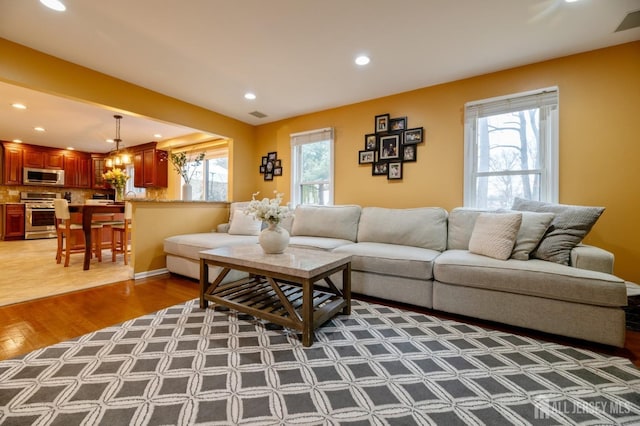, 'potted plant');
169,151,205,200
